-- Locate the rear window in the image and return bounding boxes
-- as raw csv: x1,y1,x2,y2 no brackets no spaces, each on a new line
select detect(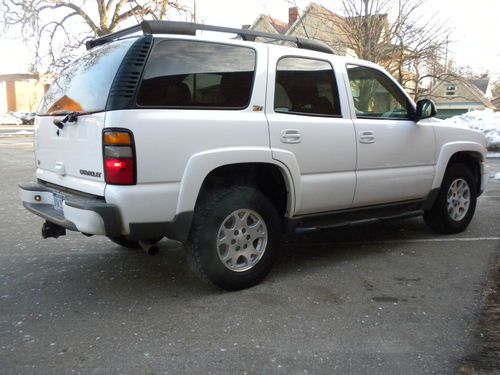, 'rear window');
137,40,256,109
38,38,135,115
275,57,341,117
